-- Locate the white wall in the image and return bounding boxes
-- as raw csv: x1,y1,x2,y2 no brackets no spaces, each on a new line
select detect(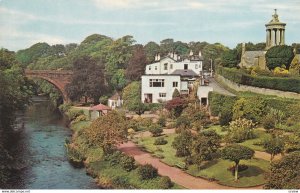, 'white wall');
141,75,181,103
197,86,213,103
108,99,123,109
